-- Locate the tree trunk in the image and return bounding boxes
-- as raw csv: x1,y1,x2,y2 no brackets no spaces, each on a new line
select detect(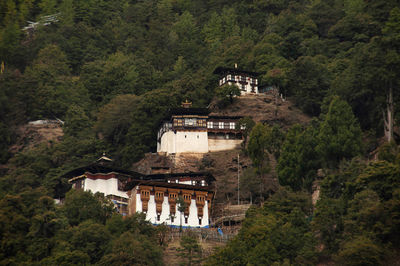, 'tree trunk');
383,85,394,142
